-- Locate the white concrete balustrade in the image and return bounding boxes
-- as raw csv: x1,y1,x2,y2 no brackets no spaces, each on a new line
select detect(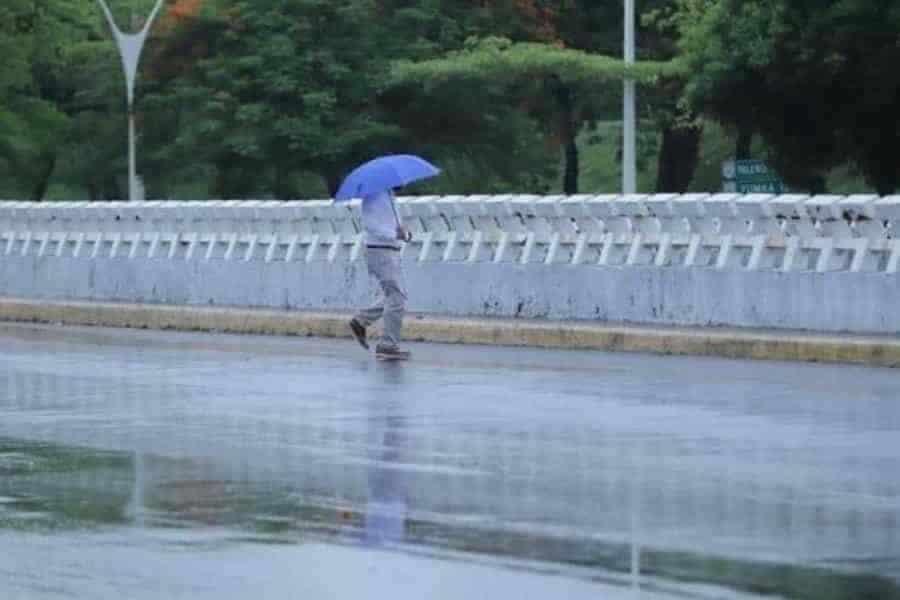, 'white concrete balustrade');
0,194,898,273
